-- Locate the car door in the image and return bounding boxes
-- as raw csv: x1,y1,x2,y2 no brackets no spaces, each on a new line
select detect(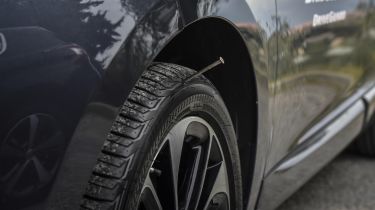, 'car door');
267,0,373,171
